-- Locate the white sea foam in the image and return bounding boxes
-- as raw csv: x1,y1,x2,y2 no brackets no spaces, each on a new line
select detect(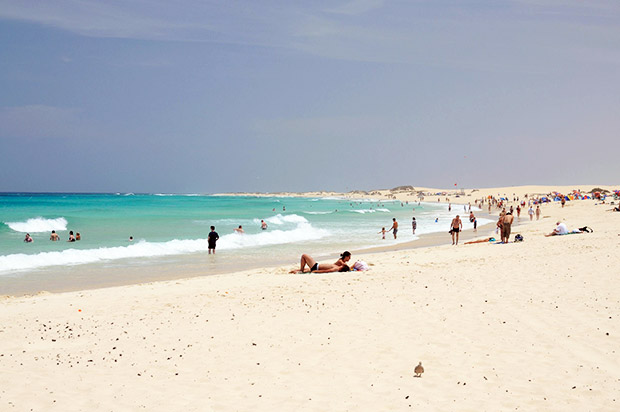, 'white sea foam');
349,209,377,214
5,217,68,233
0,218,328,273
304,211,334,215
264,214,308,225
218,223,327,250
308,197,348,202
